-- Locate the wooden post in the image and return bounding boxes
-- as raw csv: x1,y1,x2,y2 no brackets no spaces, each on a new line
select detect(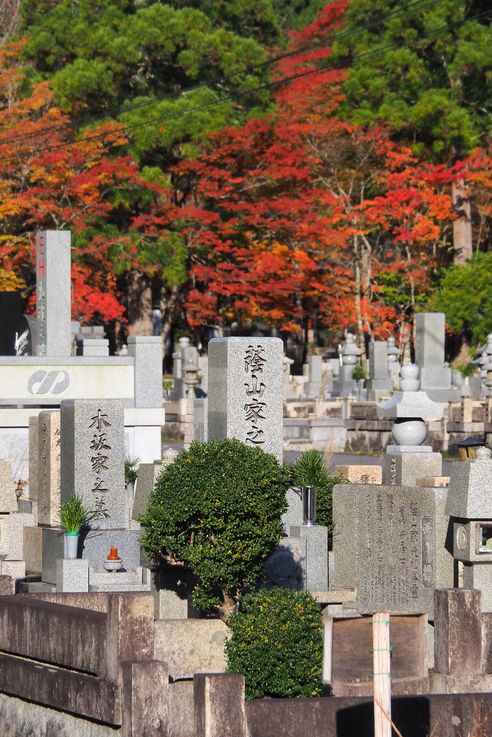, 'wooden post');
373,612,391,737
322,615,333,683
